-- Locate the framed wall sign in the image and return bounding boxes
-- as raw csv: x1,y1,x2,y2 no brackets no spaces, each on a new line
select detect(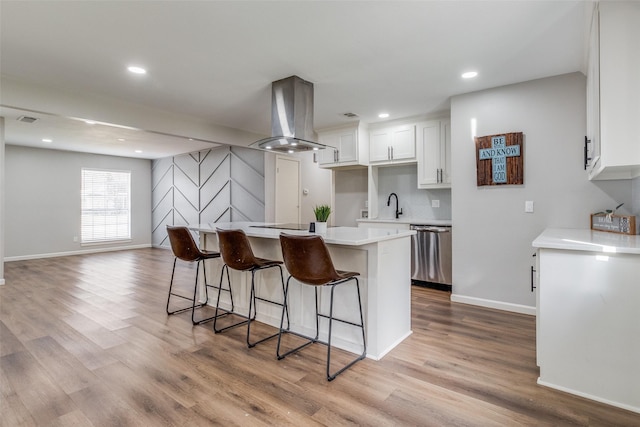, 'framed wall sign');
475,132,524,186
